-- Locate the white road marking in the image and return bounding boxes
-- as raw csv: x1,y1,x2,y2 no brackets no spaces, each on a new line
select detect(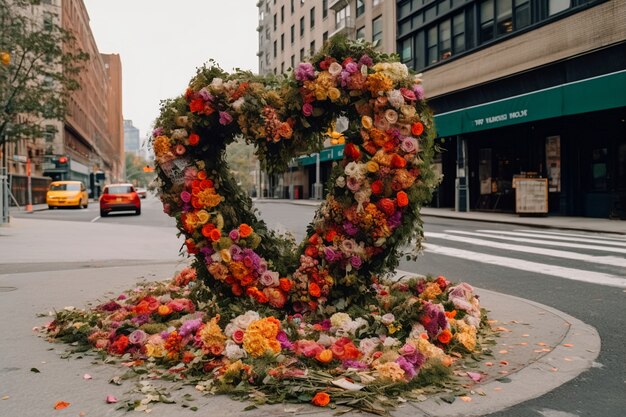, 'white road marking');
426,232,626,268
443,230,626,254
424,243,626,288
90,216,100,223
476,229,626,247
515,228,626,242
